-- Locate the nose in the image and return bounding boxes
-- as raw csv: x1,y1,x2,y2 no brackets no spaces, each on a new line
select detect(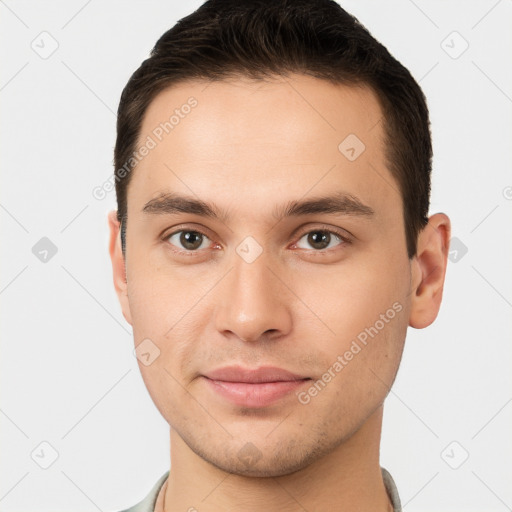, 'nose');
214,249,293,343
